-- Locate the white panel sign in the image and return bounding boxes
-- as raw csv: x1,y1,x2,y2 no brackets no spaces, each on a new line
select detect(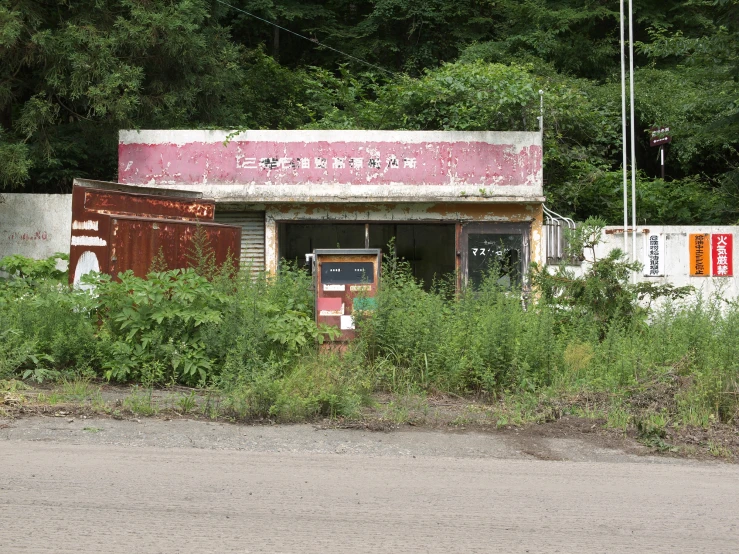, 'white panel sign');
340,315,355,330
323,284,346,292
644,233,664,276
